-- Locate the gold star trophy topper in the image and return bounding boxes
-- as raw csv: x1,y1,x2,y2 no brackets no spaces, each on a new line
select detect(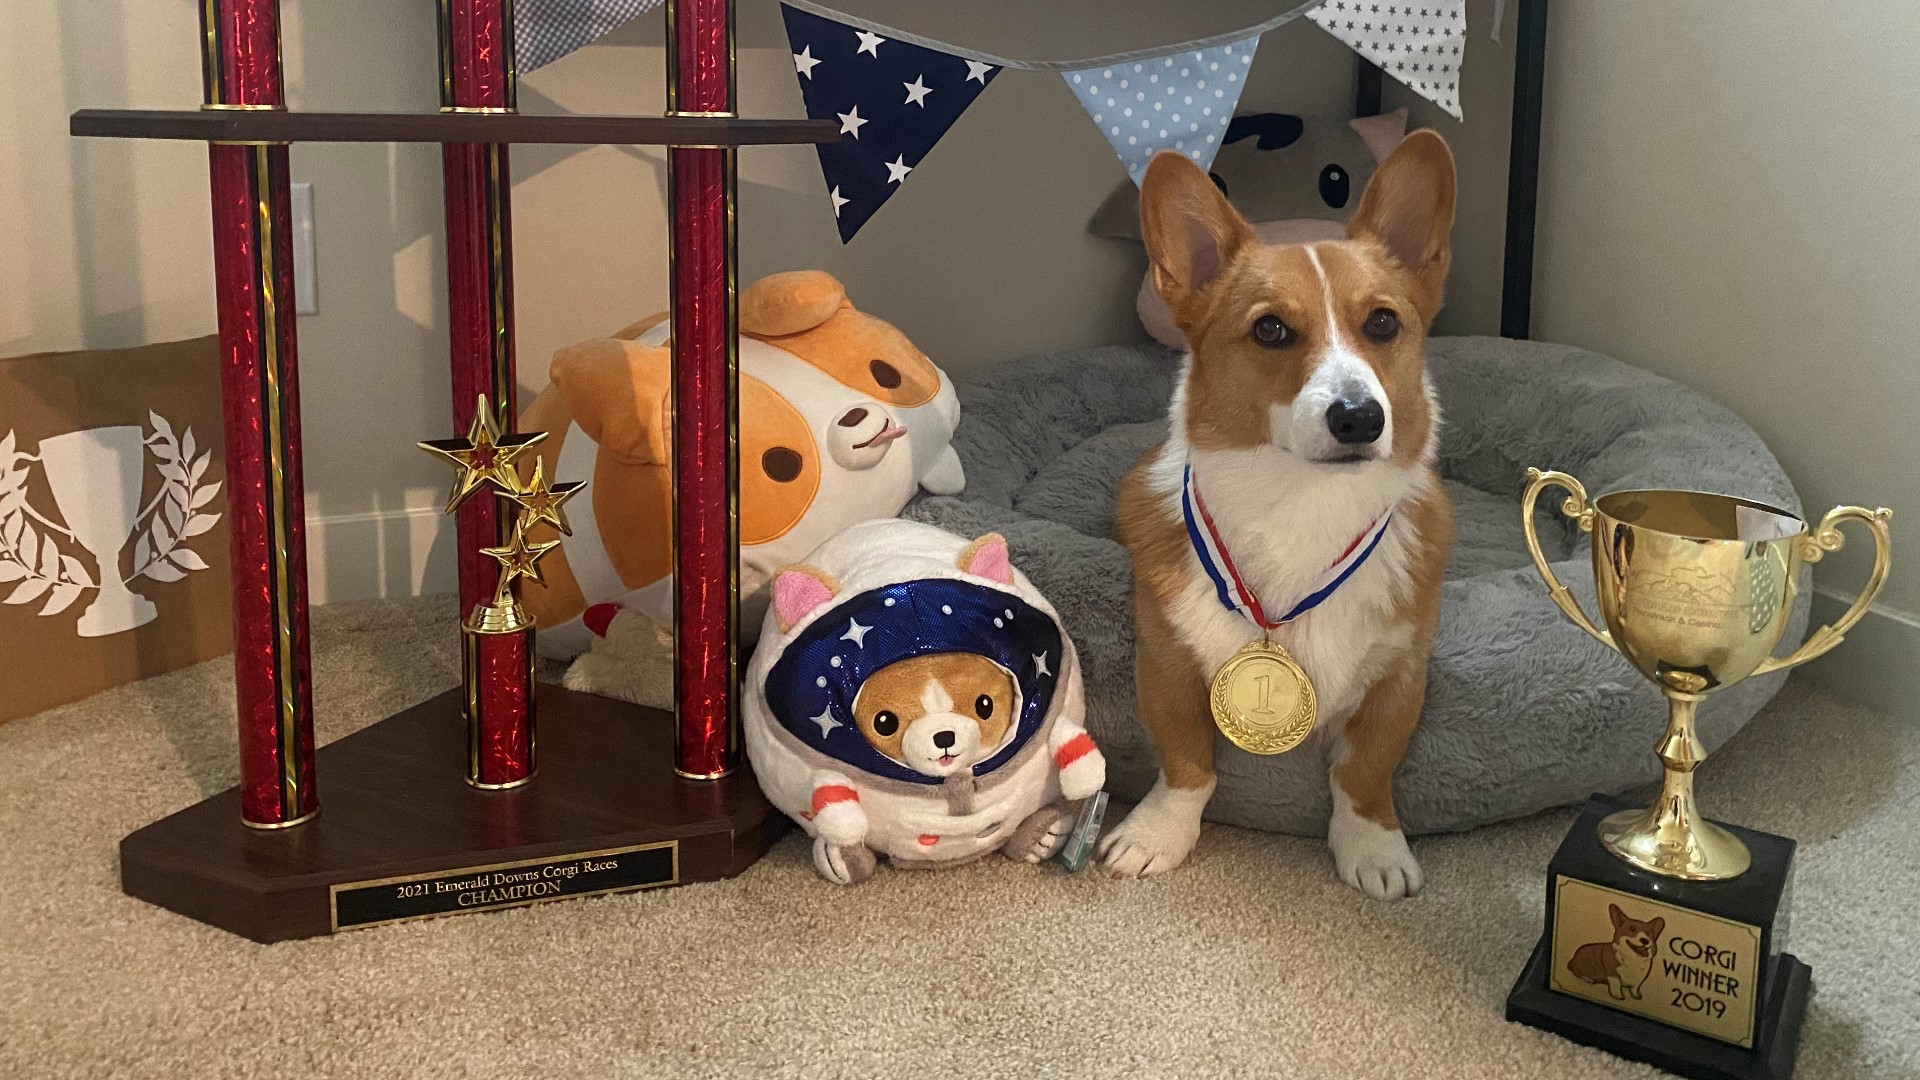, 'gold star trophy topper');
418,395,585,634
